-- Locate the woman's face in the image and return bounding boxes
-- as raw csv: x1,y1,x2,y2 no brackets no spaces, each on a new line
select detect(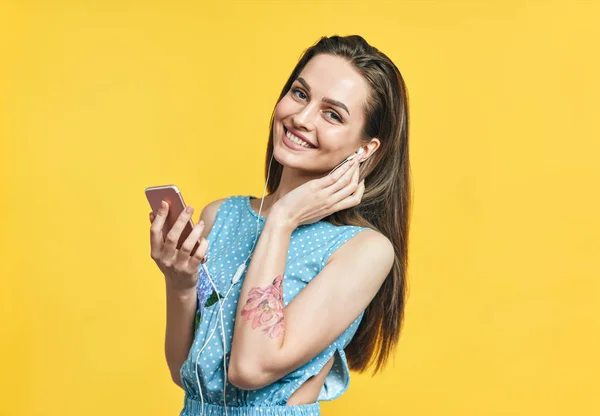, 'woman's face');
272,54,370,174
